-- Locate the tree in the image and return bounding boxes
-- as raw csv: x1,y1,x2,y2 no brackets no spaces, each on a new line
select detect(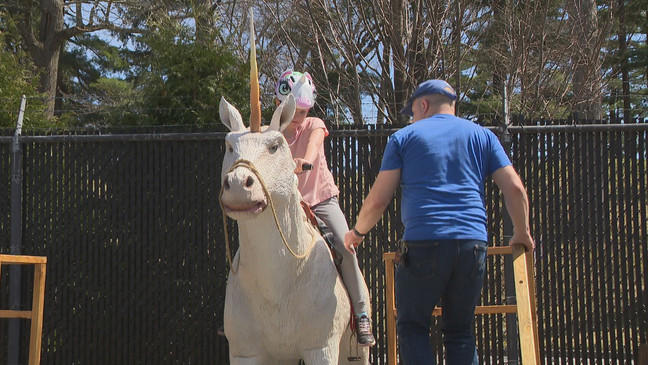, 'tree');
0,12,47,128
262,0,464,125
126,15,250,127
4,0,646,127
605,0,647,122
566,0,608,121
4,0,142,119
